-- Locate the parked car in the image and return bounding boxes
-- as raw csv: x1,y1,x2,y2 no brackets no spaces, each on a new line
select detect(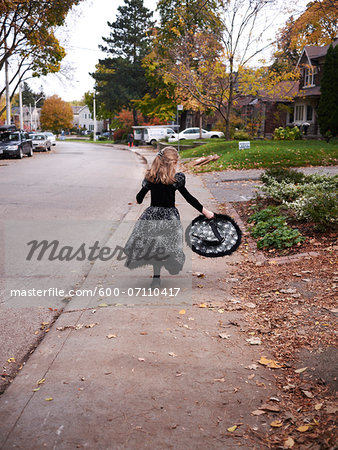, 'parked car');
44,131,56,146
169,127,224,141
31,133,51,152
0,127,33,158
